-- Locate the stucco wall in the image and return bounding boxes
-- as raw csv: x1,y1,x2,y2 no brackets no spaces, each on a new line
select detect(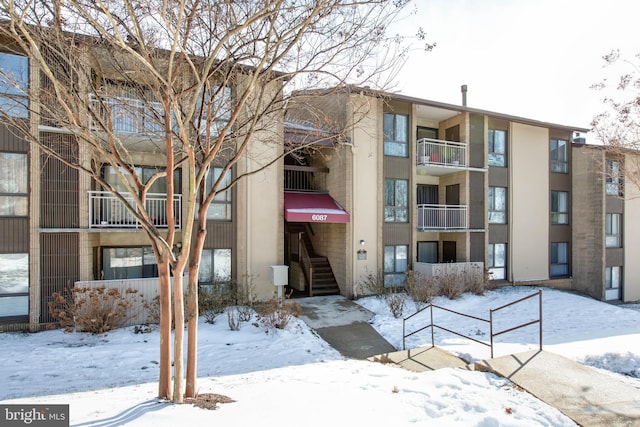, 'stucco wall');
349,94,381,297
510,123,549,282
